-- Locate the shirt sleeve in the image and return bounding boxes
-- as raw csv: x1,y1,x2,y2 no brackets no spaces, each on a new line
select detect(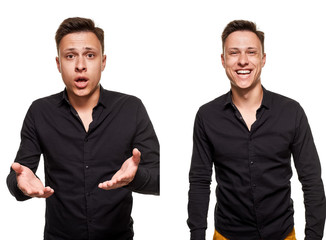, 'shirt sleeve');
6,104,42,201
126,100,160,195
291,105,326,239
187,111,213,240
